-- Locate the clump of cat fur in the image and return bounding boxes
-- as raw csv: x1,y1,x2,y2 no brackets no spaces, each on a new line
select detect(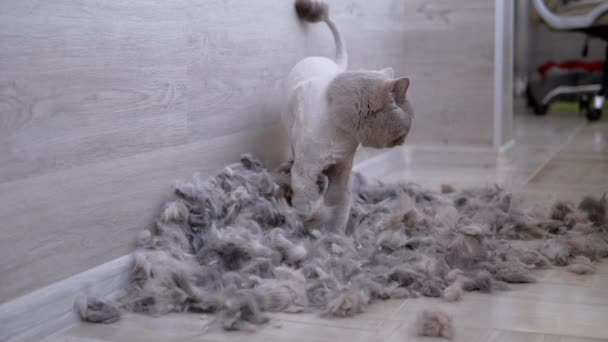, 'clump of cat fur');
414,310,455,339
75,296,121,324
76,155,608,331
